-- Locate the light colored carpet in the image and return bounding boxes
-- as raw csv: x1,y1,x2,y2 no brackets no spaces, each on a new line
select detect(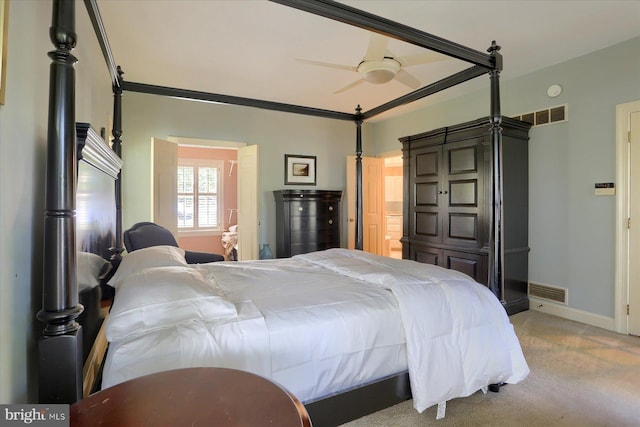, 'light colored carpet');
341,310,640,426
